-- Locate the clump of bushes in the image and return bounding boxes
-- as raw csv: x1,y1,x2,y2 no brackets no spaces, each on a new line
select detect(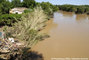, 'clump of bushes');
40,2,59,15
0,14,21,26
24,9,34,13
